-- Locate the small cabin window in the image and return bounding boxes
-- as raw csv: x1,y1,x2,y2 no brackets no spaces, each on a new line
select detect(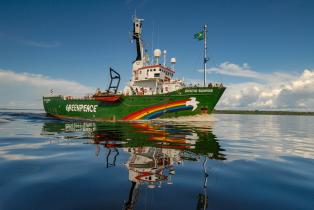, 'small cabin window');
140,71,142,74
154,73,160,77
153,69,156,71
